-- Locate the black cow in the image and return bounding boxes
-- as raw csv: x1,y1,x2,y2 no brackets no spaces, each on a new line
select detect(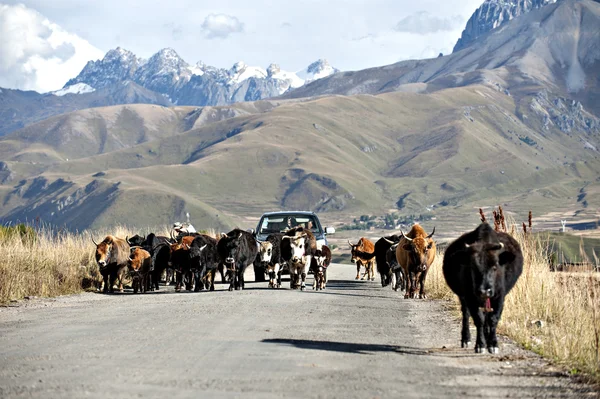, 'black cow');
189,234,219,291
127,234,145,247
257,233,285,288
386,243,405,292
375,235,401,287
443,223,523,354
150,242,172,290
217,229,258,291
